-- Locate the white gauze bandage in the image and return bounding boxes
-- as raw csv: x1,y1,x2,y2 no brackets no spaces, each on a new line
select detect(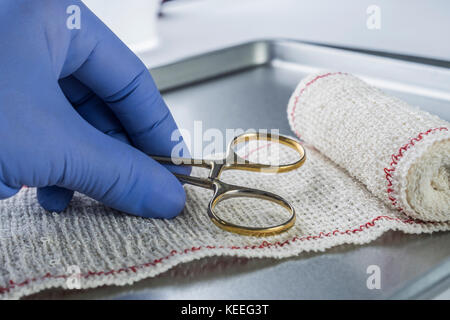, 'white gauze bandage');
287,72,450,221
